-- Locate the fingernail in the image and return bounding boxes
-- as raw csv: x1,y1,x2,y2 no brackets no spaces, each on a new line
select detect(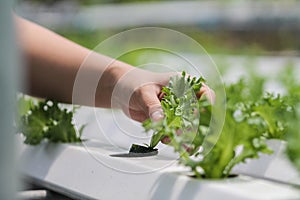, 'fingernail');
150,110,164,121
